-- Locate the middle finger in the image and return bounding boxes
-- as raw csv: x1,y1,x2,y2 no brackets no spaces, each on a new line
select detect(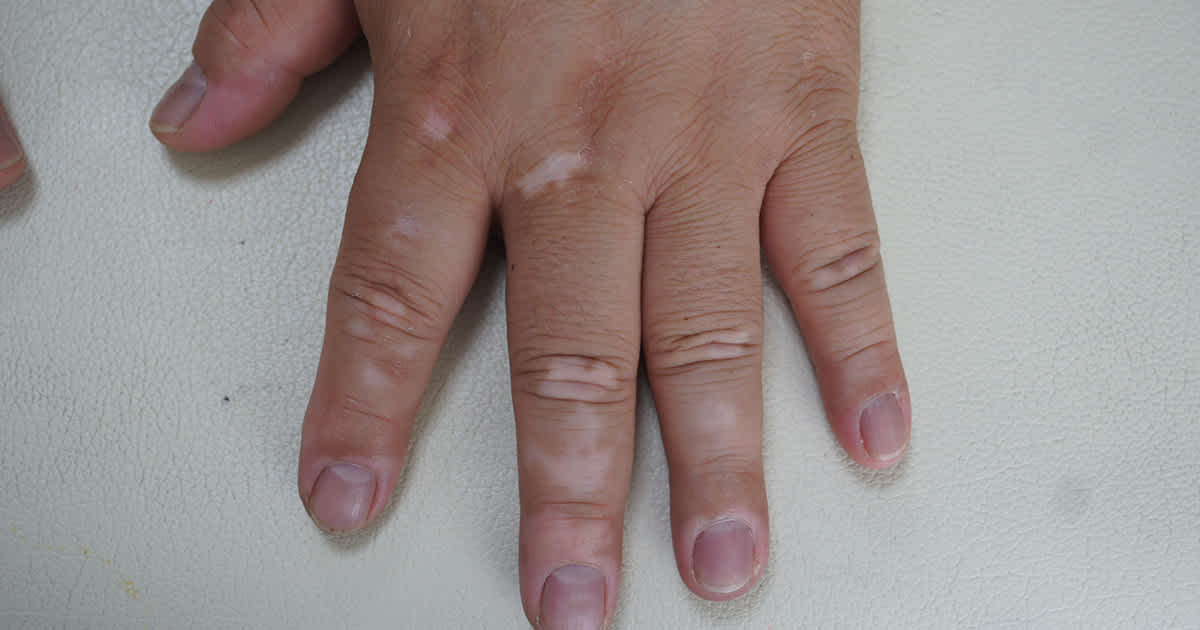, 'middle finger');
643,165,770,601
501,144,644,630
